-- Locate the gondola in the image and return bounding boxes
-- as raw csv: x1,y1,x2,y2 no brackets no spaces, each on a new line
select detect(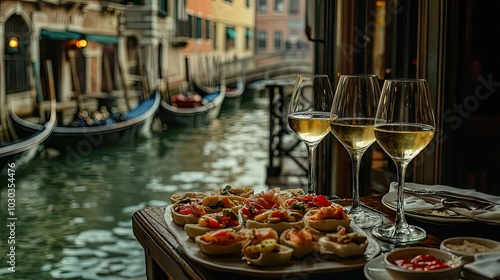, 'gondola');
0,99,57,175
10,91,160,154
222,75,245,109
159,80,226,128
